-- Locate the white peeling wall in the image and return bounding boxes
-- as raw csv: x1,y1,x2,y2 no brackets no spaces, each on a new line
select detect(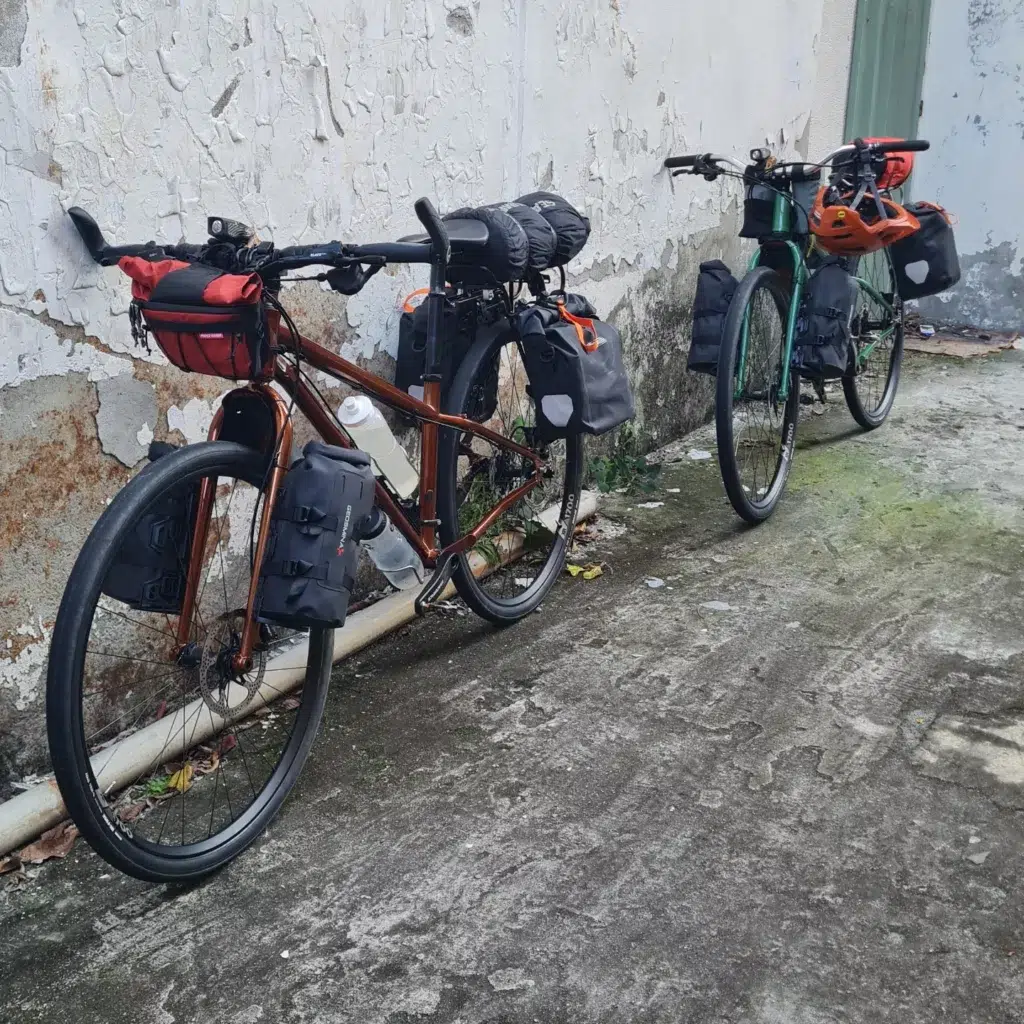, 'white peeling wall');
914,0,1024,330
0,0,844,785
